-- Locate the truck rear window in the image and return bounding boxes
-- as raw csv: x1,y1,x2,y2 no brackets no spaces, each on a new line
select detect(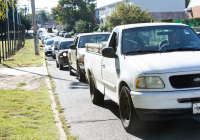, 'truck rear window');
78,34,110,48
